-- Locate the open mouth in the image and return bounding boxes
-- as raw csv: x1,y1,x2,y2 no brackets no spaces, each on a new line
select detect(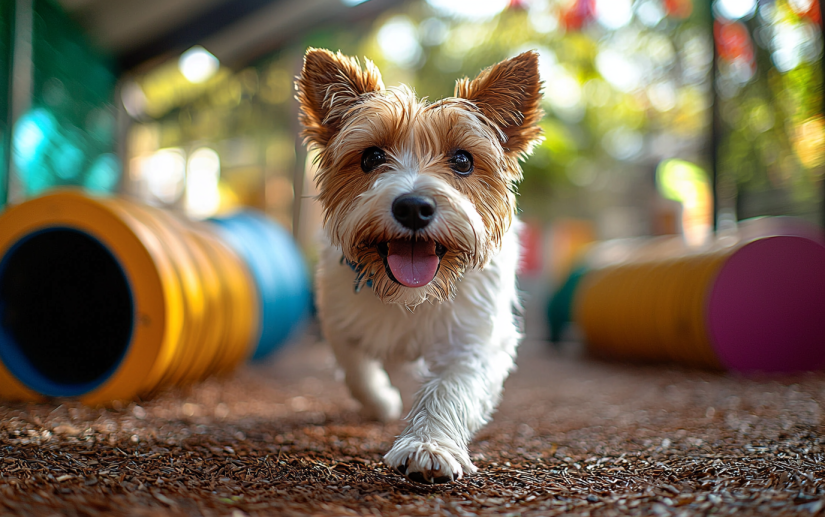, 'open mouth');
377,239,447,288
